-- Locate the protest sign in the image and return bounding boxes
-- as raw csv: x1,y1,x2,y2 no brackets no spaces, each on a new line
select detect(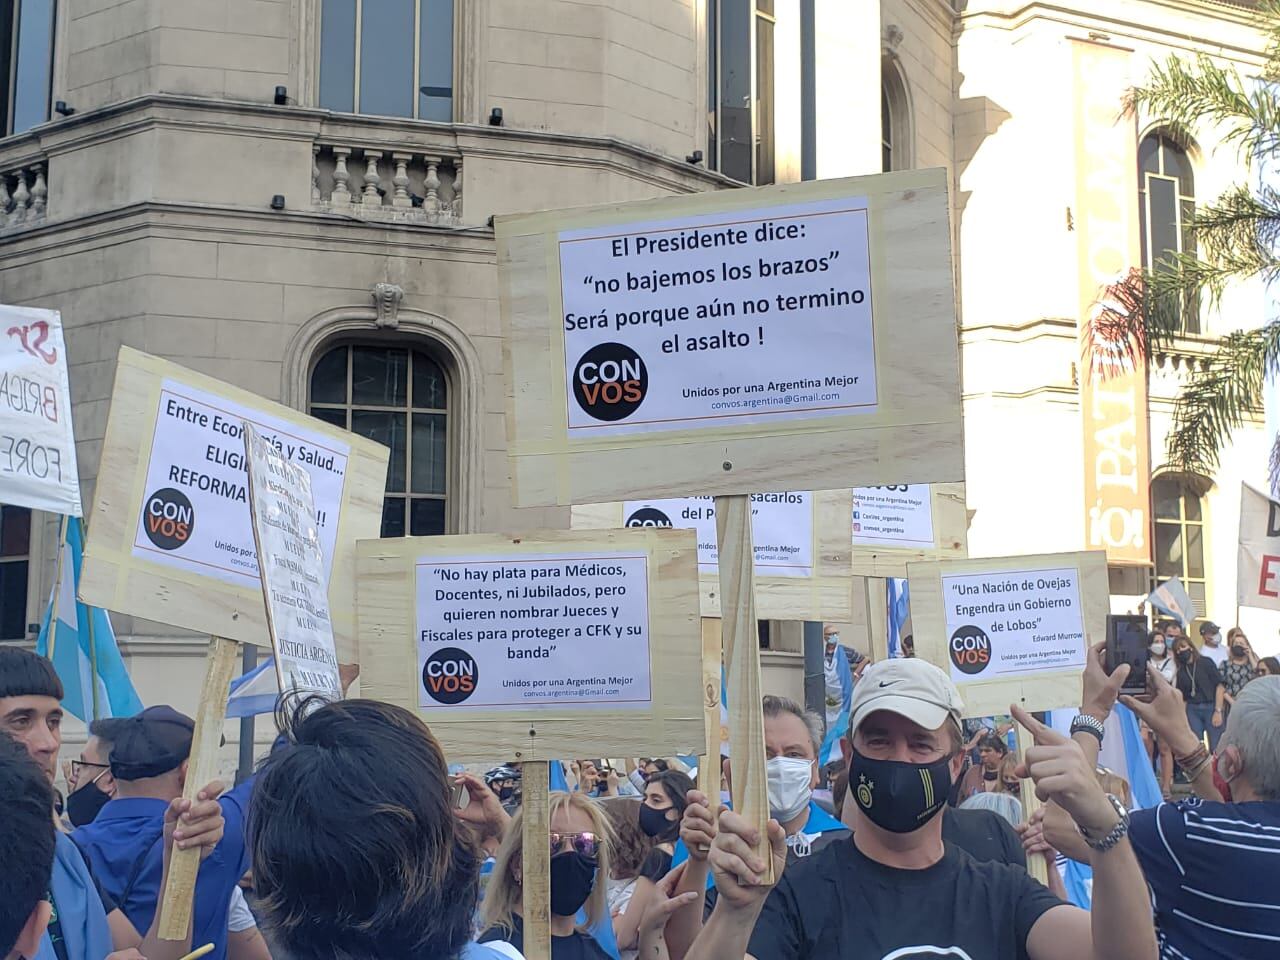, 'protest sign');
499,168,962,506
80,347,388,663
850,482,968,576
243,423,341,700
908,551,1108,717
1238,483,1280,612
0,305,80,515
571,489,852,619
357,527,703,759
